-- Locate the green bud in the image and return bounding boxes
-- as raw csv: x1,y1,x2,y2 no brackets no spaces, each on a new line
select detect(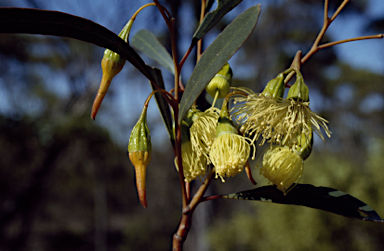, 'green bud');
262,73,285,99
295,129,313,160
128,106,152,153
206,63,232,99
128,106,152,208
287,73,309,101
103,19,133,65
91,20,134,120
